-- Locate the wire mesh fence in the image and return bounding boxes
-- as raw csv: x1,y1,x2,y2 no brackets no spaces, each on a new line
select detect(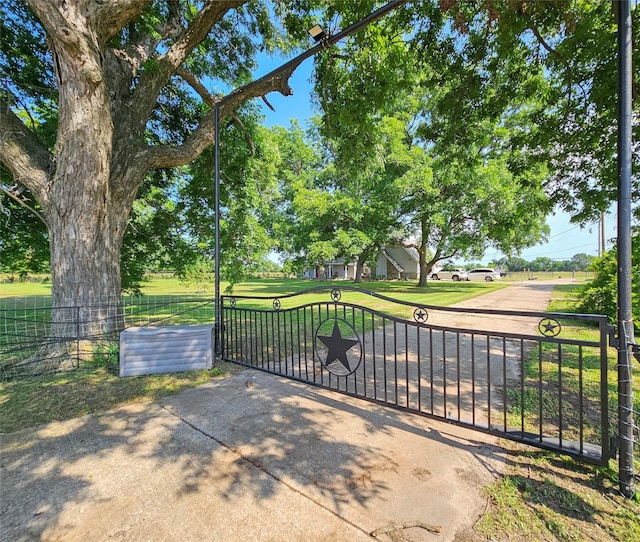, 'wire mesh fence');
0,294,215,380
